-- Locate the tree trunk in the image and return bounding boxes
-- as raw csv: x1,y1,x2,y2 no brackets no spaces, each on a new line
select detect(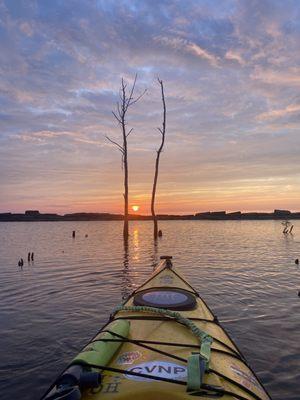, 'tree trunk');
151,79,166,239
106,75,145,241
151,154,160,239
123,118,129,239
